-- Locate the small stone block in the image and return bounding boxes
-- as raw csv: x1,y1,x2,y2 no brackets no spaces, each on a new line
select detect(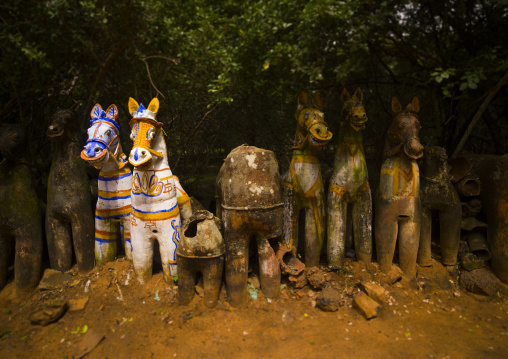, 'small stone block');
354,292,381,319
358,282,386,303
68,296,90,311
38,269,72,290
